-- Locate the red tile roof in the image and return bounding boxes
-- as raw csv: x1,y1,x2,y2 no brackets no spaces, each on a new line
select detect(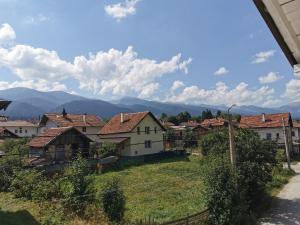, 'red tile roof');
240,113,292,129
100,111,165,135
293,120,300,128
180,121,201,127
28,127,72,148
40,113,105,127
201,118,227,128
